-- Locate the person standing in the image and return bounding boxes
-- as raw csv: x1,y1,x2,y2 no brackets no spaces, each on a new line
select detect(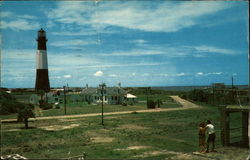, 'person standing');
206,120,216,153
199,122,206,153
